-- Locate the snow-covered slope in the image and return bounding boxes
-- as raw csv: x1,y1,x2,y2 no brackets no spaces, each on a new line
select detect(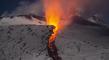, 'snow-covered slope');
0,15,54,60
0,15,109,60
55,23,109,60
0,25,54,60
0,15,46,25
